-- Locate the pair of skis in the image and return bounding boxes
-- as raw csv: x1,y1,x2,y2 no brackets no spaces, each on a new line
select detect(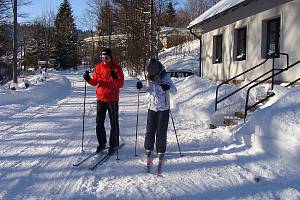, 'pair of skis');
73,143,125,170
